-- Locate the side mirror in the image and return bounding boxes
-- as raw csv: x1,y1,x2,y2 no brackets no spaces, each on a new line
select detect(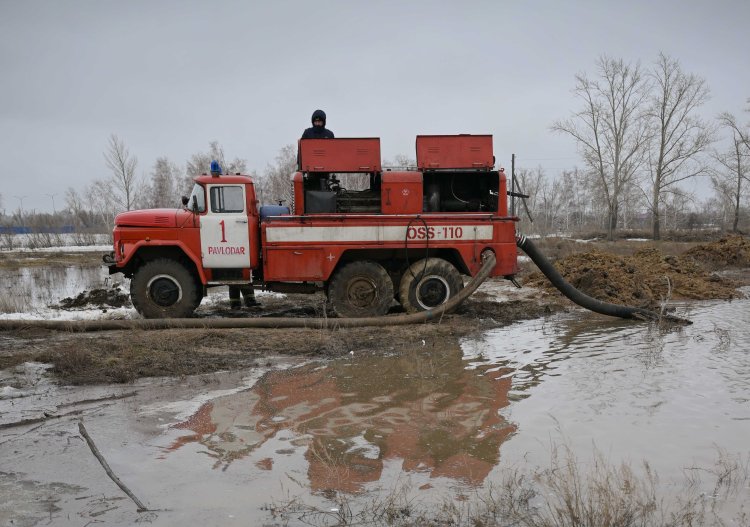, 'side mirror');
191,195,199,213
181,196,189,207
